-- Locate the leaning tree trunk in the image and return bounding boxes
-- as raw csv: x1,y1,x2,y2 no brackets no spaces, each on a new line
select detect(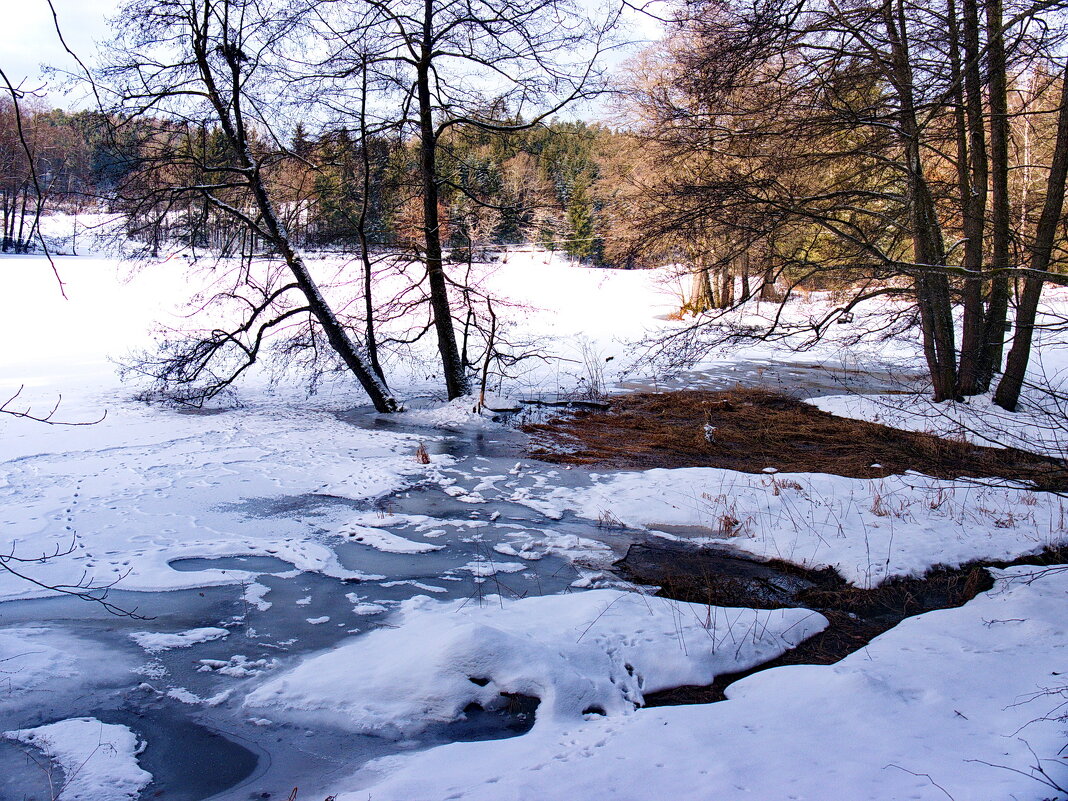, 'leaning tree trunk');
254,187,399,413
993,58,1068,411
192,14,400,413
